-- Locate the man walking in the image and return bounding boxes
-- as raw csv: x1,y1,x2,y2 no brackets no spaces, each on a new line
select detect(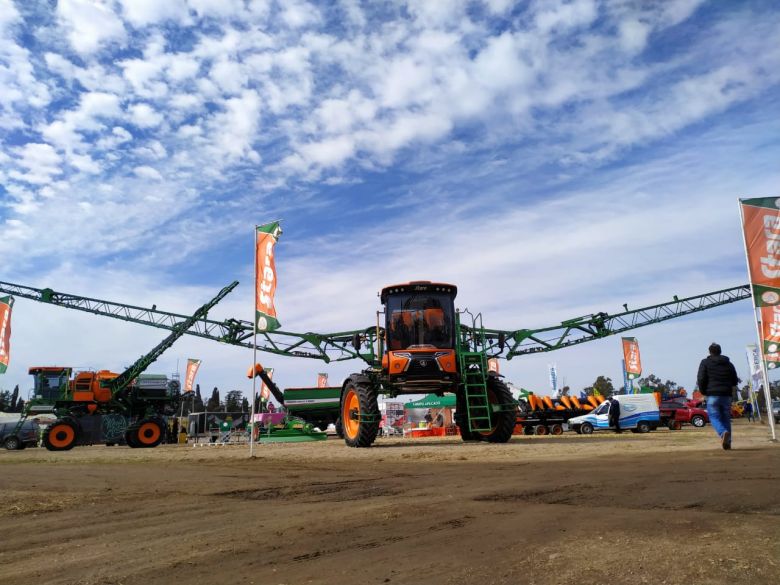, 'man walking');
697,343,739,450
